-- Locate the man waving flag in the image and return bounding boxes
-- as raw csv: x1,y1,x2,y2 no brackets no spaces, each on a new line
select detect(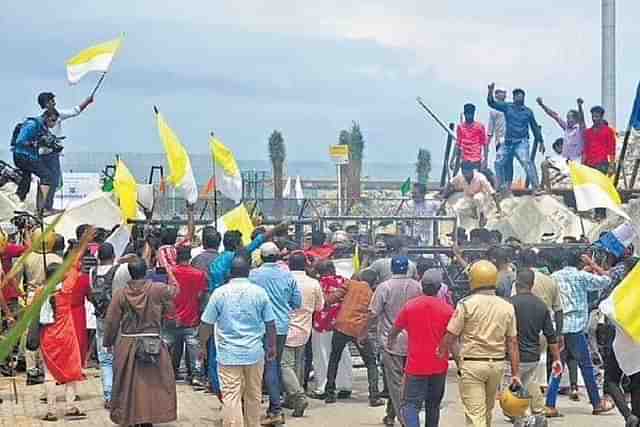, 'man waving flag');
155,107,199,204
